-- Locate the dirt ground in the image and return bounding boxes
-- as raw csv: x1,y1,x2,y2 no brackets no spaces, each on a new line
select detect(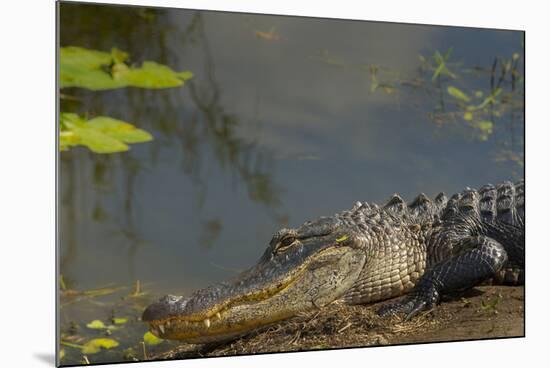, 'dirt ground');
153,285,524,360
